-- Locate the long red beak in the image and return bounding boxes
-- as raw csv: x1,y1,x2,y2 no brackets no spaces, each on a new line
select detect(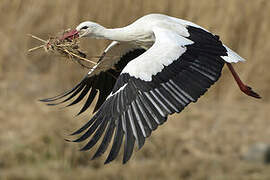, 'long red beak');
59,29,79,41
